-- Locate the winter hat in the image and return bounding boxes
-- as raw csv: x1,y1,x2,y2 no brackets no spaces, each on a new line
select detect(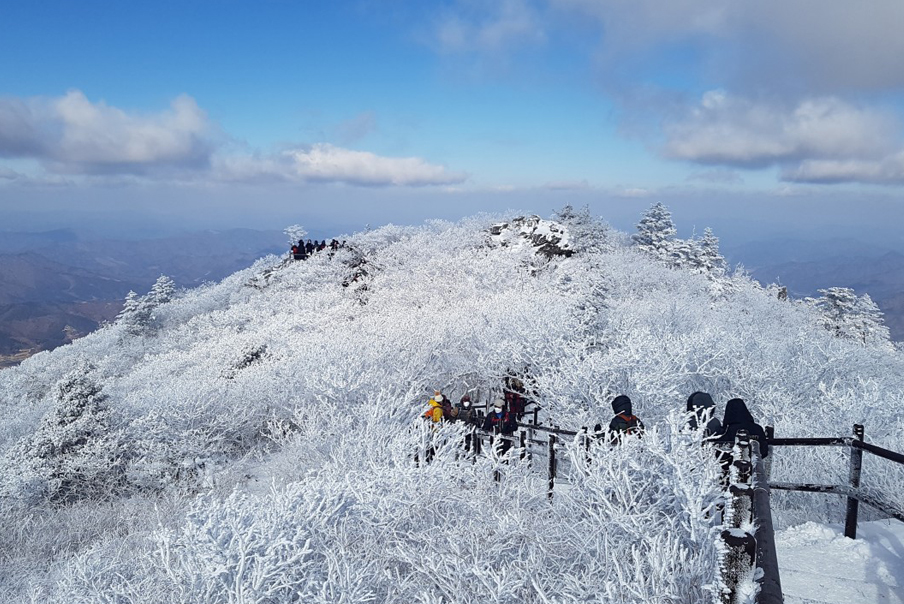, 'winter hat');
611,395,632,415
434,391,444,402
686,391,715,412
493,398,505,411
